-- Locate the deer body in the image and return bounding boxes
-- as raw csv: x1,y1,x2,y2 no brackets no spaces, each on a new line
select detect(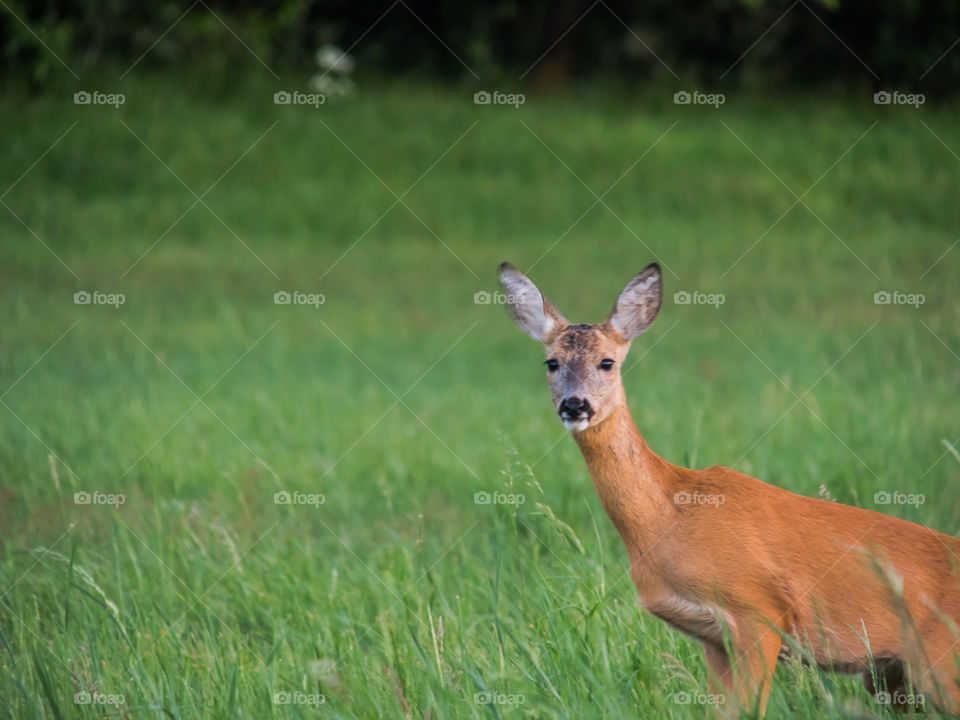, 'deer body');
498,261,960,715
